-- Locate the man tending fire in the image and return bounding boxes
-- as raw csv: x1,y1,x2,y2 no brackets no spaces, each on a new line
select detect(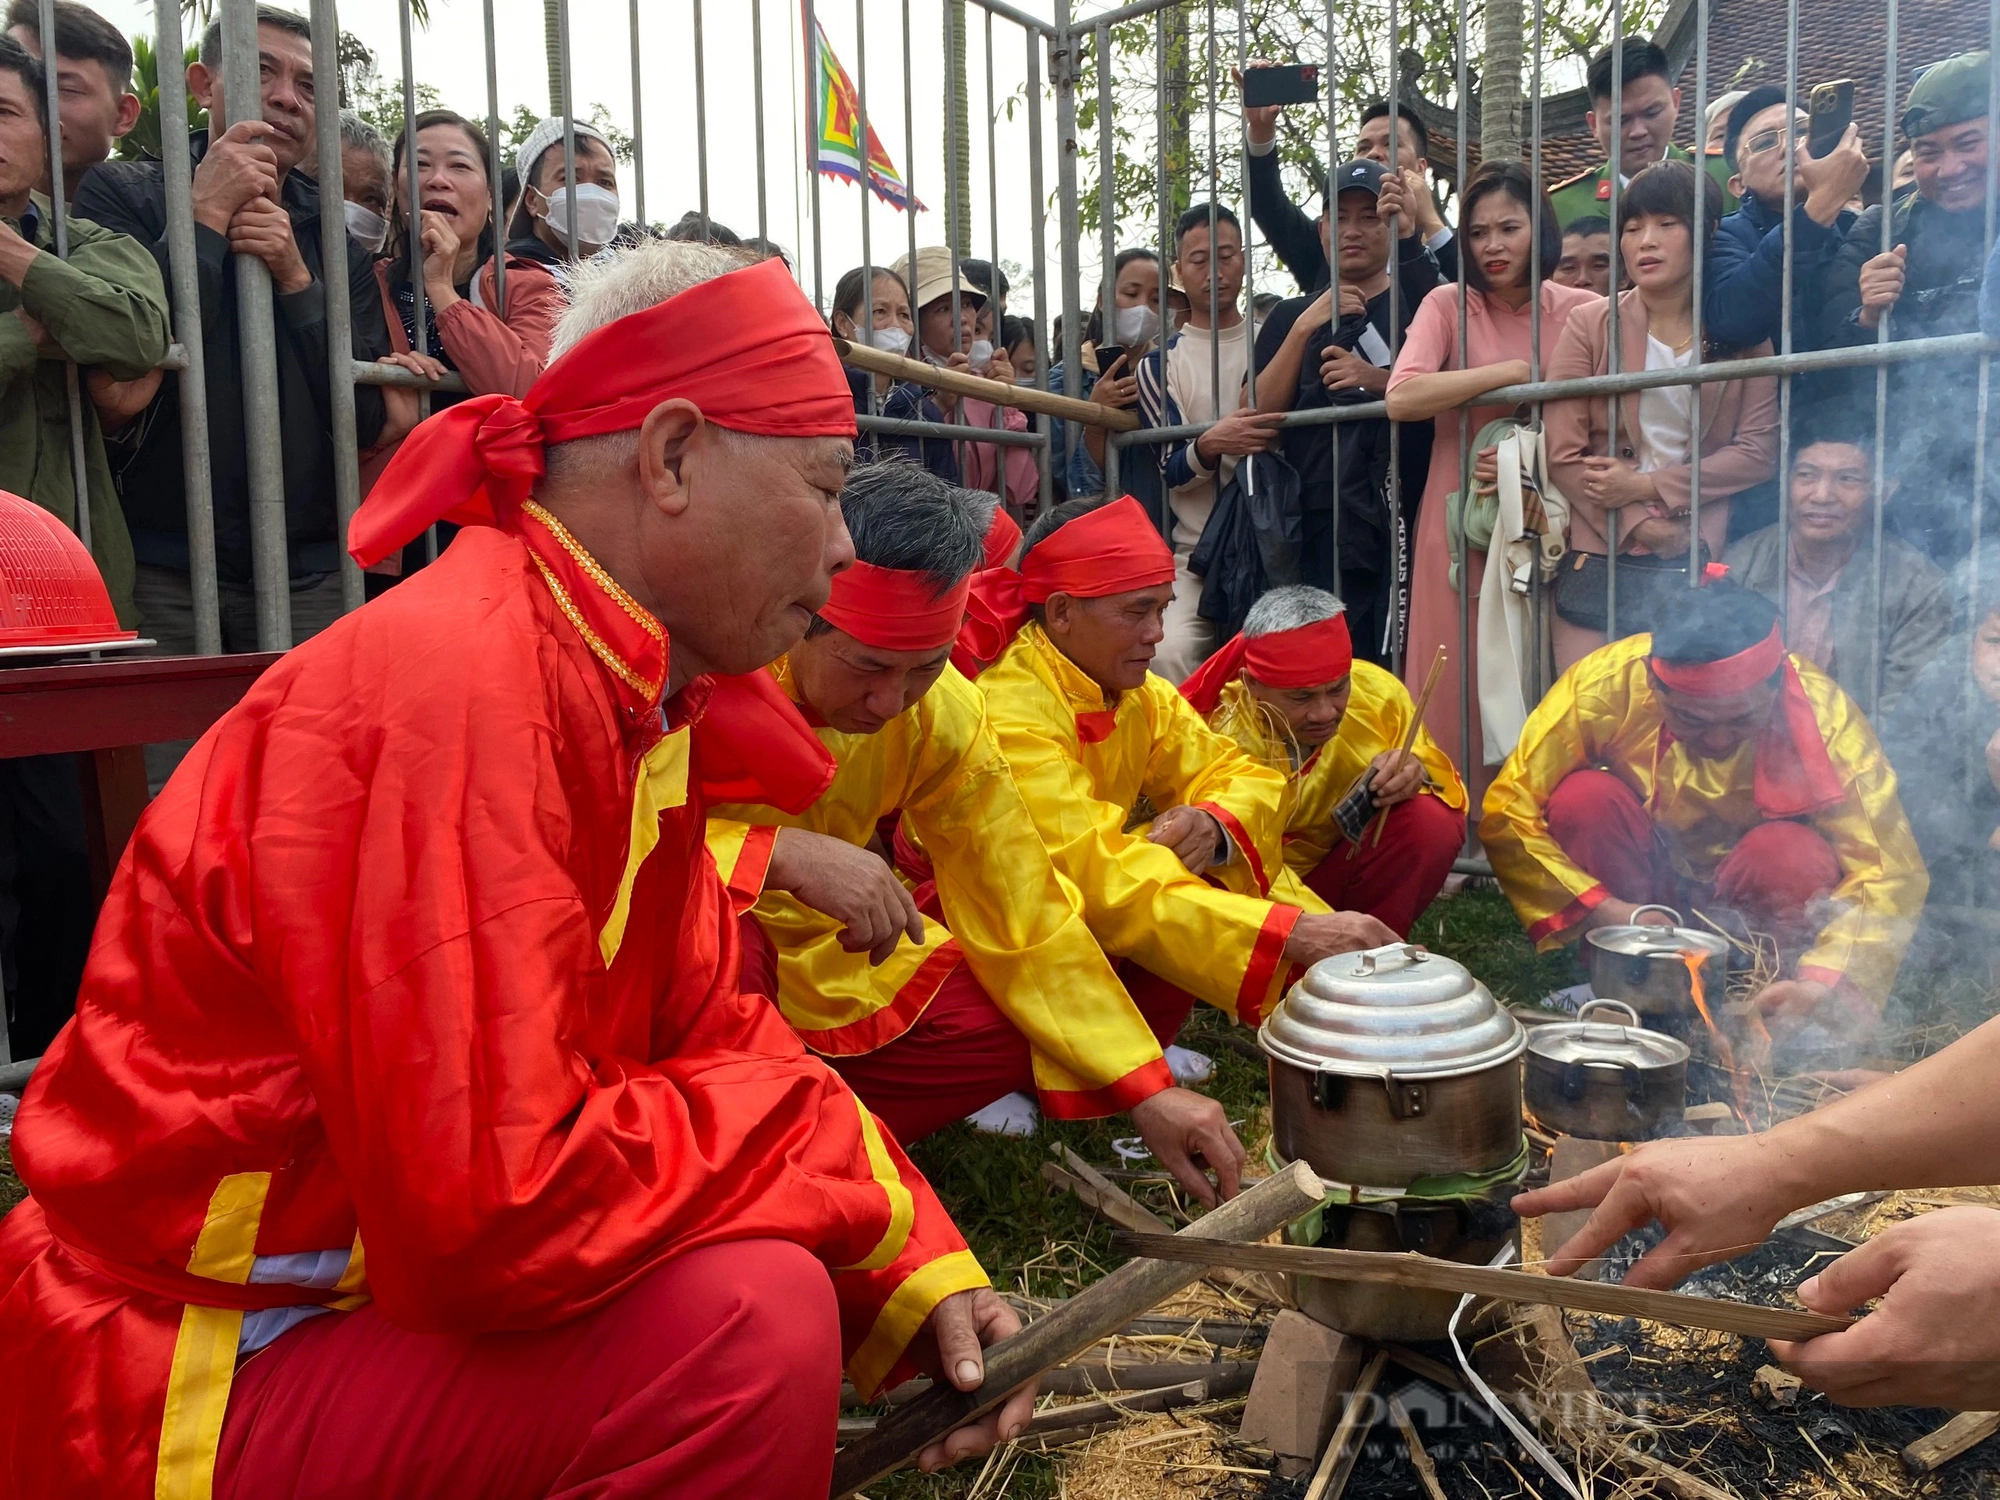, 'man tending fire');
1481,582,1927,1040
0,244,1030,1499
1183,584,1468,936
